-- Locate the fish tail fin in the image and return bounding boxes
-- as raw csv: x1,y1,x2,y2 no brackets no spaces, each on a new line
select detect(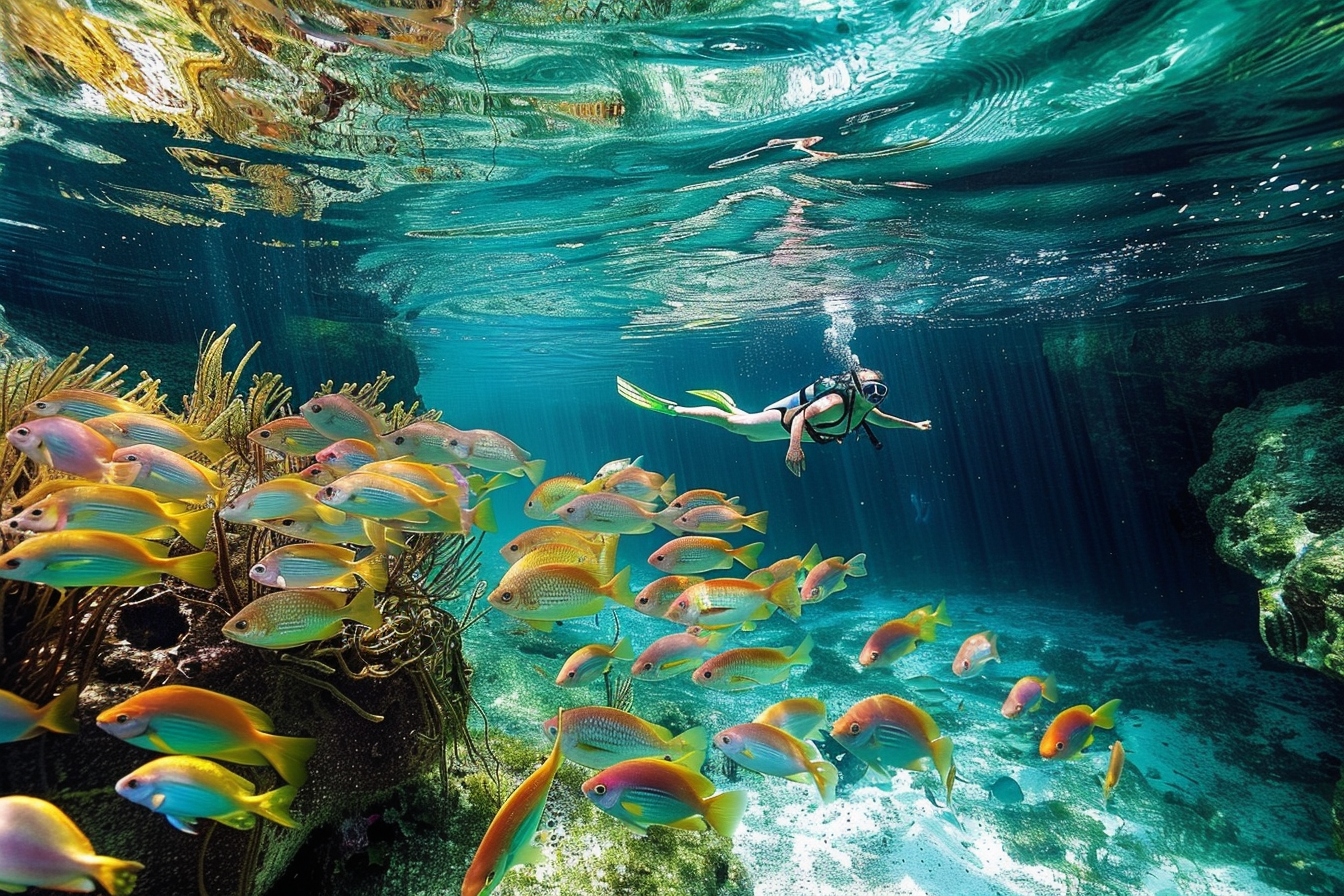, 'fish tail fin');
89,856,145,896
595,534,620,581
358,553,390,592
472,472,512,496
929,735,954,796
671,725,707,768
917,617,942,643
789,633,815,668
611,636,635,662
653,506,685,533
810,757,839,804
101,460,142,487
174,508,215,550
168,550,218,589
617,377,679,415
196,438,234,463
468,497,497,533
734,542,765,571
312,502,347,526
260,733,318,787
744,510,768,534
1041,672,1059,703
931,599,953,628
345,585,384,630
765,576,802,620
800,543,823,571
521,458,547,485
251,784,300,828
702,789,747,841
39,684,80,736
604,566,636,608
1092,699,1122,730
847,553,868,577
659,474,678,504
